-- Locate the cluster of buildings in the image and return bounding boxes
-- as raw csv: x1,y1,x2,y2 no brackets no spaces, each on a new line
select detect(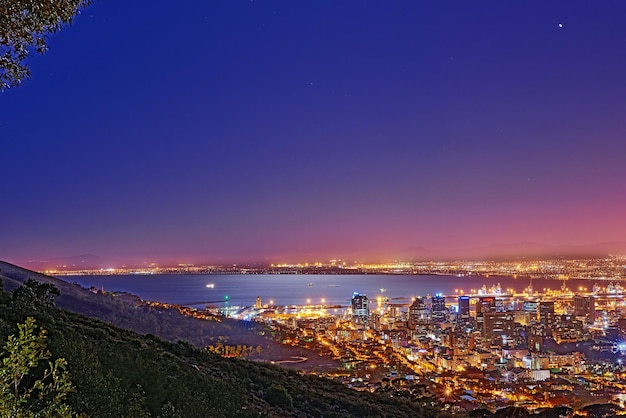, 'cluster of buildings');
350,290,600,352
51,255,626,413
254,286,626,413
